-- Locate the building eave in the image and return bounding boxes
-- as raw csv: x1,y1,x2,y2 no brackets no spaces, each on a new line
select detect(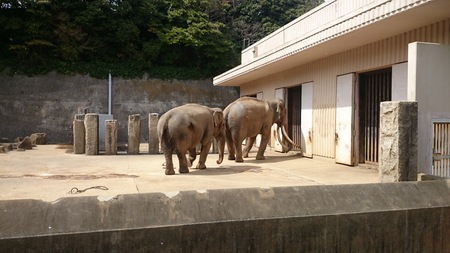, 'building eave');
214,0,450,87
